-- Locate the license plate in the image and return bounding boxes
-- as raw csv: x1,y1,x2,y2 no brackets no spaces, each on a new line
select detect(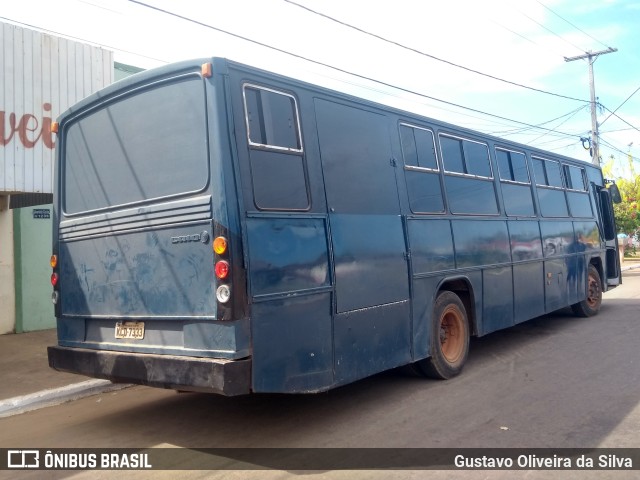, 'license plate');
115,321,145,340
